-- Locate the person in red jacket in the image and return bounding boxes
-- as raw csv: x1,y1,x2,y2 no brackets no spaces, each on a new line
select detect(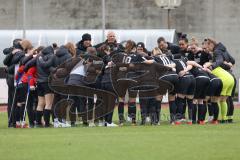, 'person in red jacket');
14,45,37,128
